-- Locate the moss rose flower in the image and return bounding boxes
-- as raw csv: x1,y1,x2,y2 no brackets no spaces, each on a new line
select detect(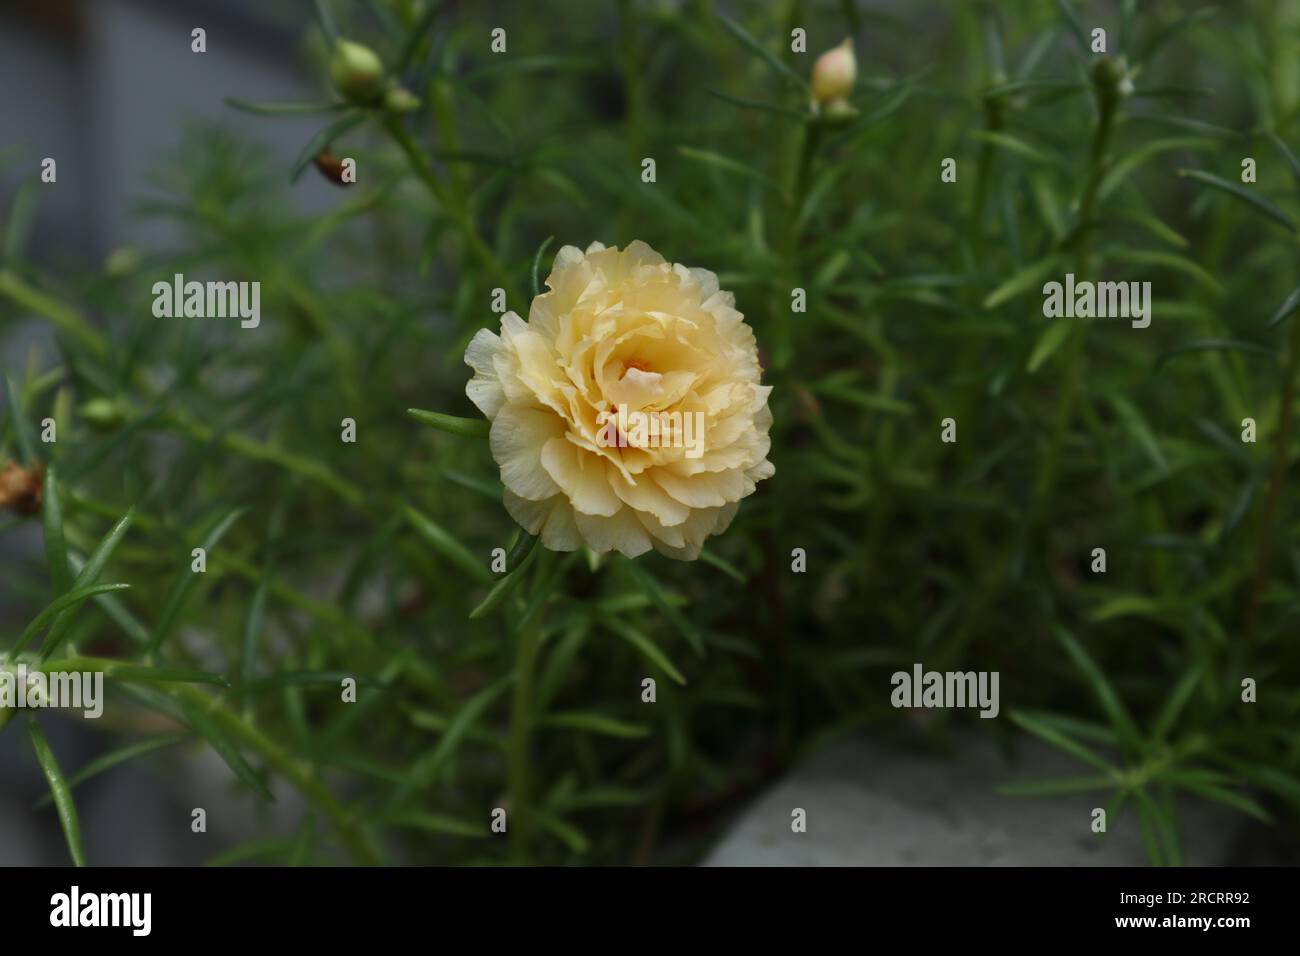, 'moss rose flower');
465,241,774,559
